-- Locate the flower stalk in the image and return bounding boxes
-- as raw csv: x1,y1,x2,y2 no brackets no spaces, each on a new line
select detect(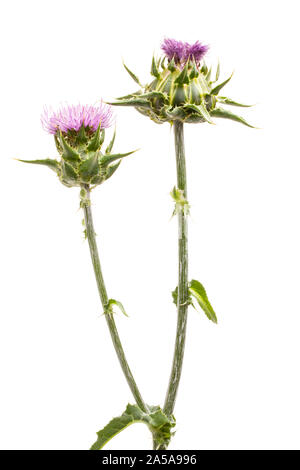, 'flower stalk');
163,121,189,419
81,184,148,414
